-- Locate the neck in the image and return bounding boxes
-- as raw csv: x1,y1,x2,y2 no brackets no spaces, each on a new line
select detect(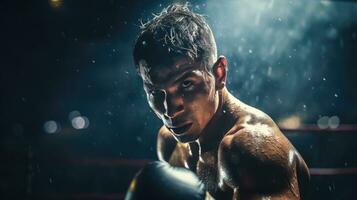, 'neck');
196,87,237,153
